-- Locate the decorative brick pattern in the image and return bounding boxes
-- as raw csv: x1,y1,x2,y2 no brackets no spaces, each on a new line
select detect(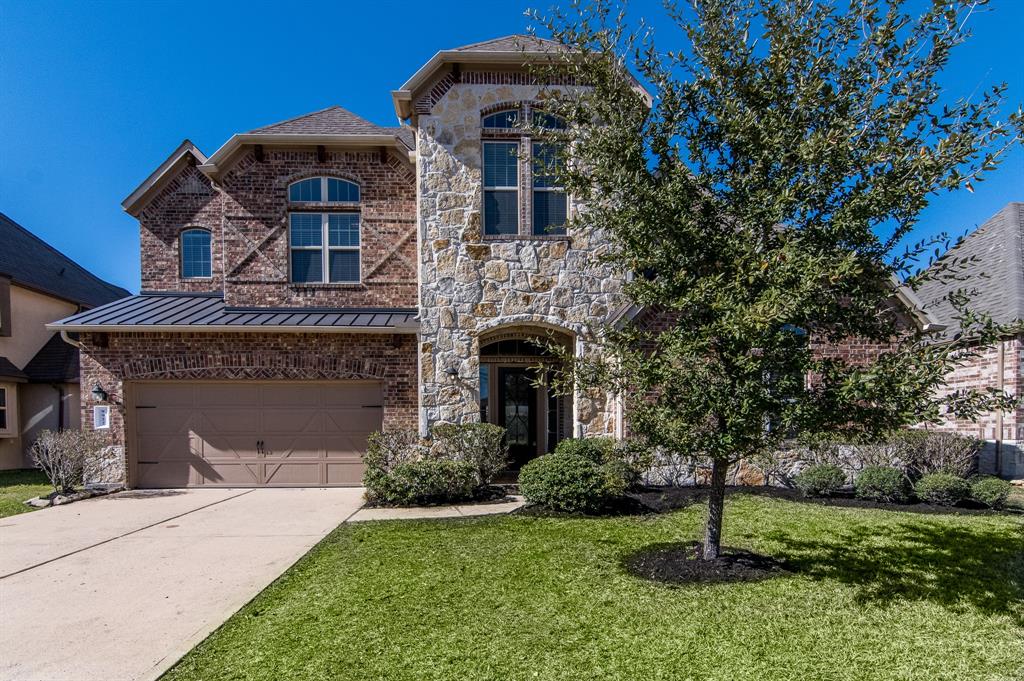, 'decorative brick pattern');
139,149,416,308
78,331,417,485
140,165,224,293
